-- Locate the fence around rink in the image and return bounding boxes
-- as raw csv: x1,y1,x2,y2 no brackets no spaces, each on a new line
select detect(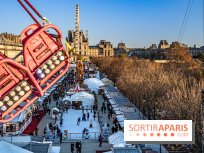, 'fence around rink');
51,132,101,140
